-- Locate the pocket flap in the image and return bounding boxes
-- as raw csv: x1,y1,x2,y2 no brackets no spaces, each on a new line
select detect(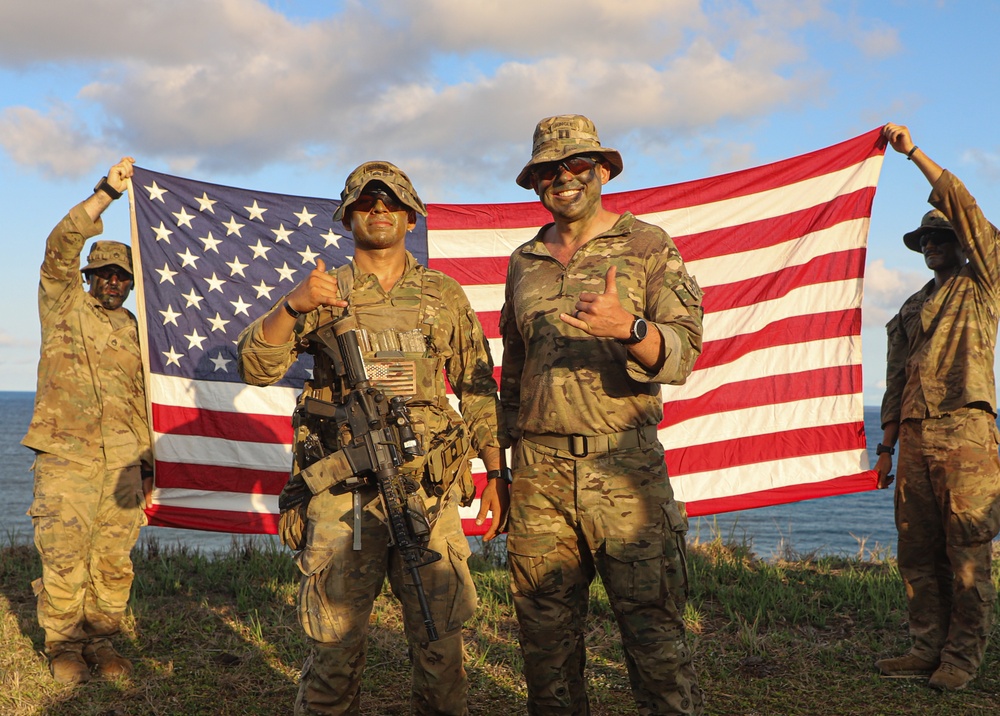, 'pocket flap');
506,532,555,557
604,537,661,562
